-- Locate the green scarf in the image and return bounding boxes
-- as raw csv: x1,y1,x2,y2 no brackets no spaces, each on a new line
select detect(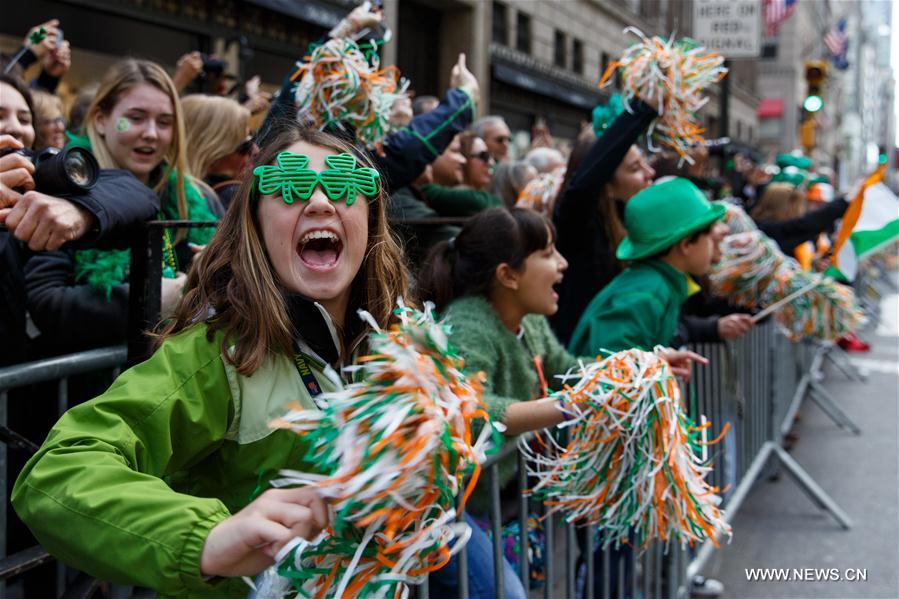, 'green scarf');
69,134,219,298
